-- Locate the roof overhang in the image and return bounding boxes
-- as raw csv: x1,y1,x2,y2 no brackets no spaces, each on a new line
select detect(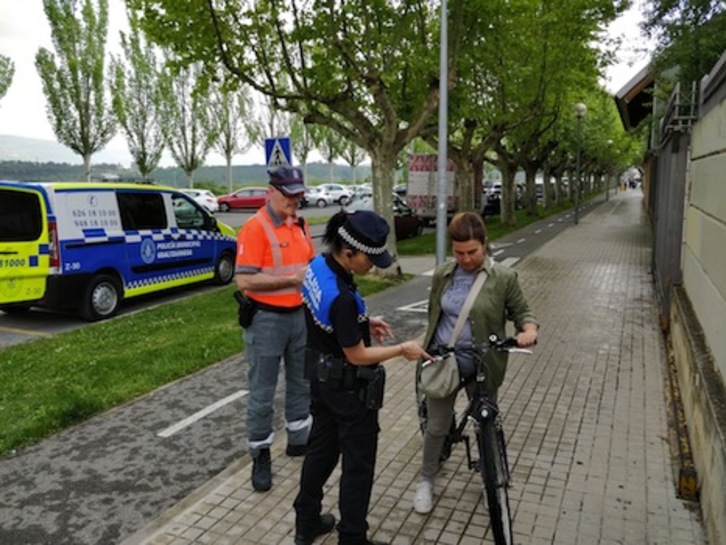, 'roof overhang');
614,65,655,130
